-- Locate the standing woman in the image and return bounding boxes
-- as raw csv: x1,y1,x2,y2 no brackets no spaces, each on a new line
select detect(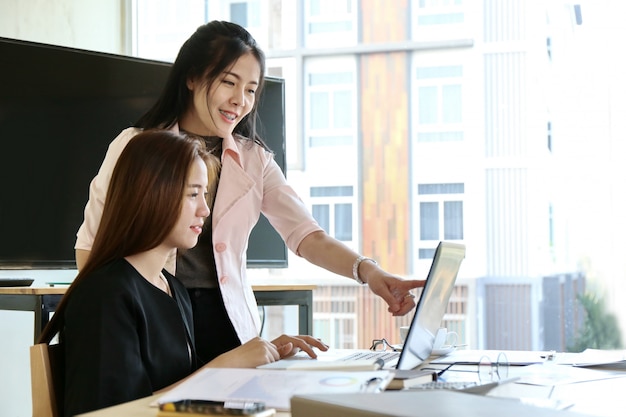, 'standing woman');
75,21,423,364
